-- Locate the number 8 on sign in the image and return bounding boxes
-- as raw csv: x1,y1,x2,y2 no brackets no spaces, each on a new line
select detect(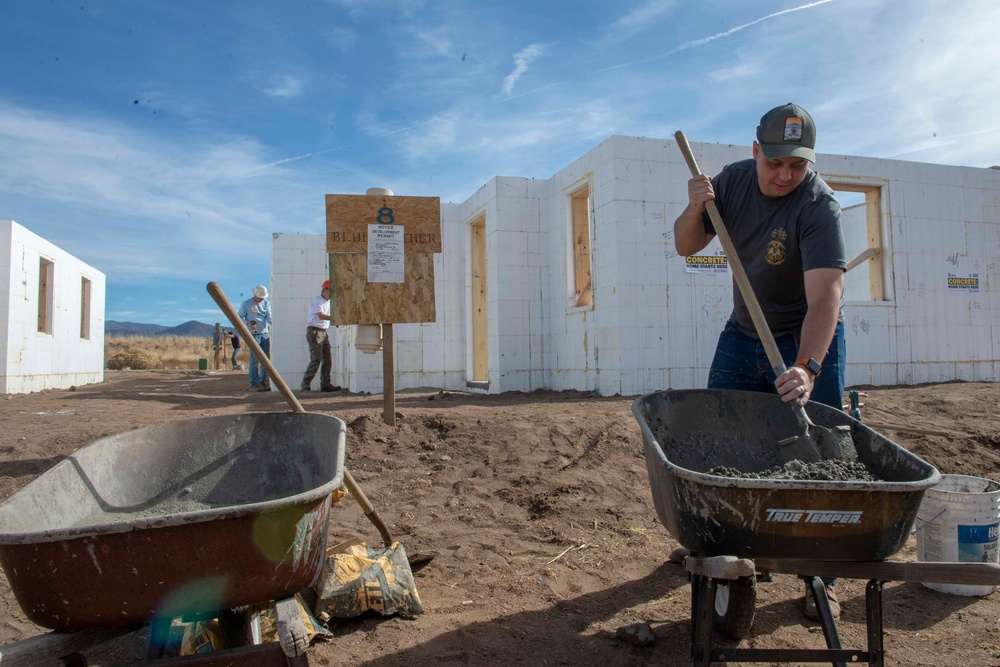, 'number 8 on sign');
377,207,395,224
